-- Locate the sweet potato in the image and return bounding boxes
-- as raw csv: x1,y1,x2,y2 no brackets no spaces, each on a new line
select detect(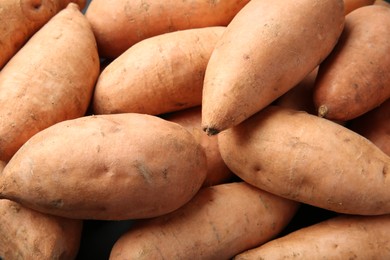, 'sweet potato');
0,199,82,260
234,214,390,259
162,106,234,187
0,3,99,162
348,99,390,156
314,5,390,121
0,113,207,220
201,0,345,135
344,0,375,14
85,0,249,58
92,27,225,116
109,182,299,260
0,0,86,69
218,105,390,215
375,0,390,6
